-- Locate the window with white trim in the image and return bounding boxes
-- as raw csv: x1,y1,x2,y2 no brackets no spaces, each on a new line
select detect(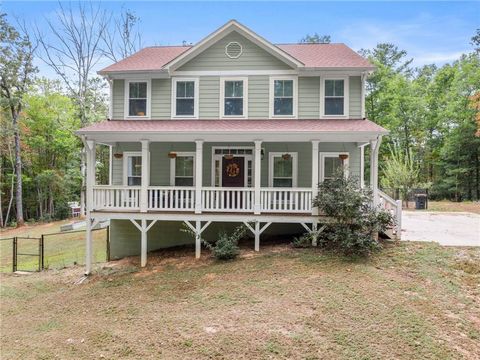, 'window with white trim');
125,153,142,186
173,79,198,117
274,80,293,115
320,152,349,182
171,153,195,186
322,77,349,117
127,82,148,117
221,78,247,117
269,152,298,187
